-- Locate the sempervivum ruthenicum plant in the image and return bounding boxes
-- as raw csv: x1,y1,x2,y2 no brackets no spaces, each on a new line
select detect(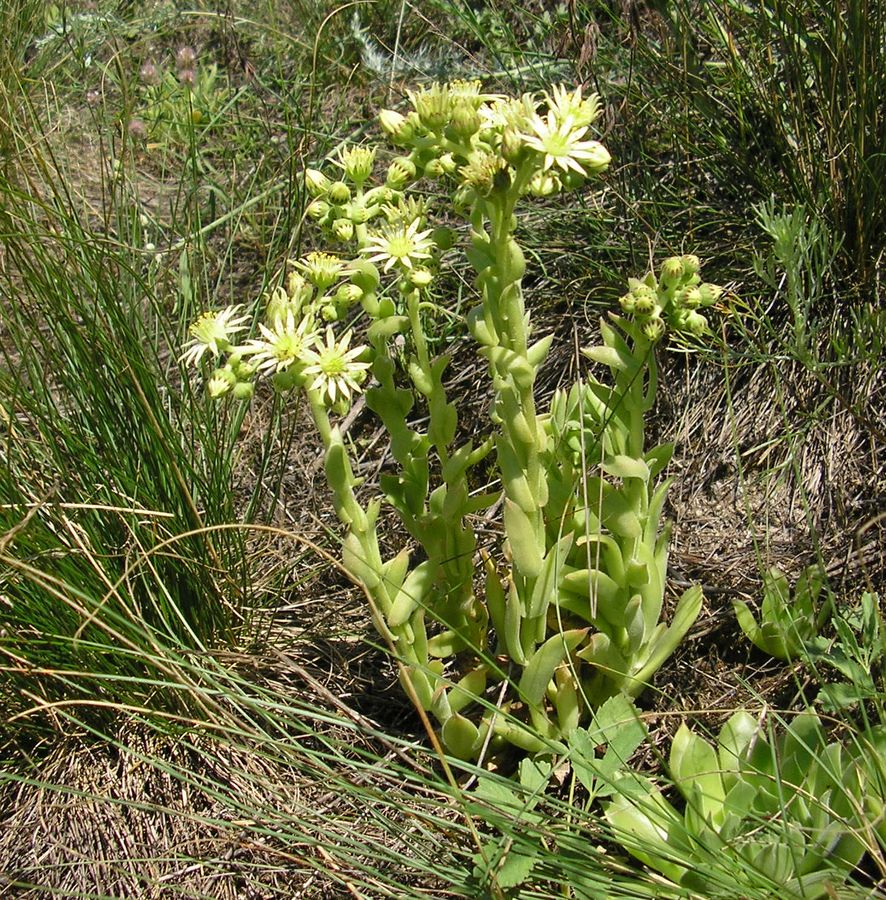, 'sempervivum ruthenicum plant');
183,82,725,760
